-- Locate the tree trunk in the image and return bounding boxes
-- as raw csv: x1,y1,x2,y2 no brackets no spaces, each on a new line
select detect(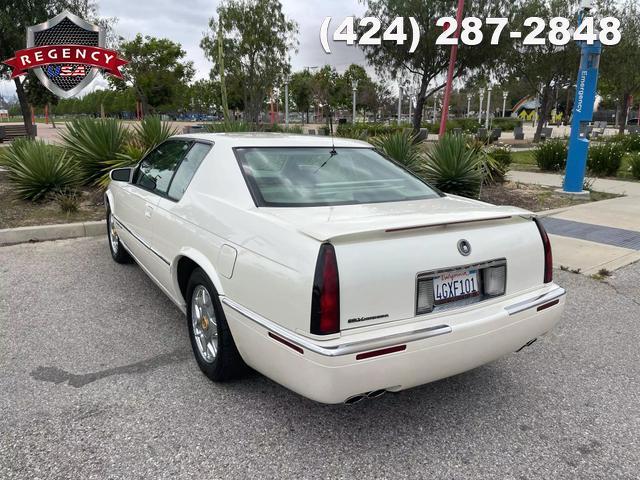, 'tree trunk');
412,75,430,134
534,85,553,142
48,103,57,129
619,92,631,135
14,77,34,138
